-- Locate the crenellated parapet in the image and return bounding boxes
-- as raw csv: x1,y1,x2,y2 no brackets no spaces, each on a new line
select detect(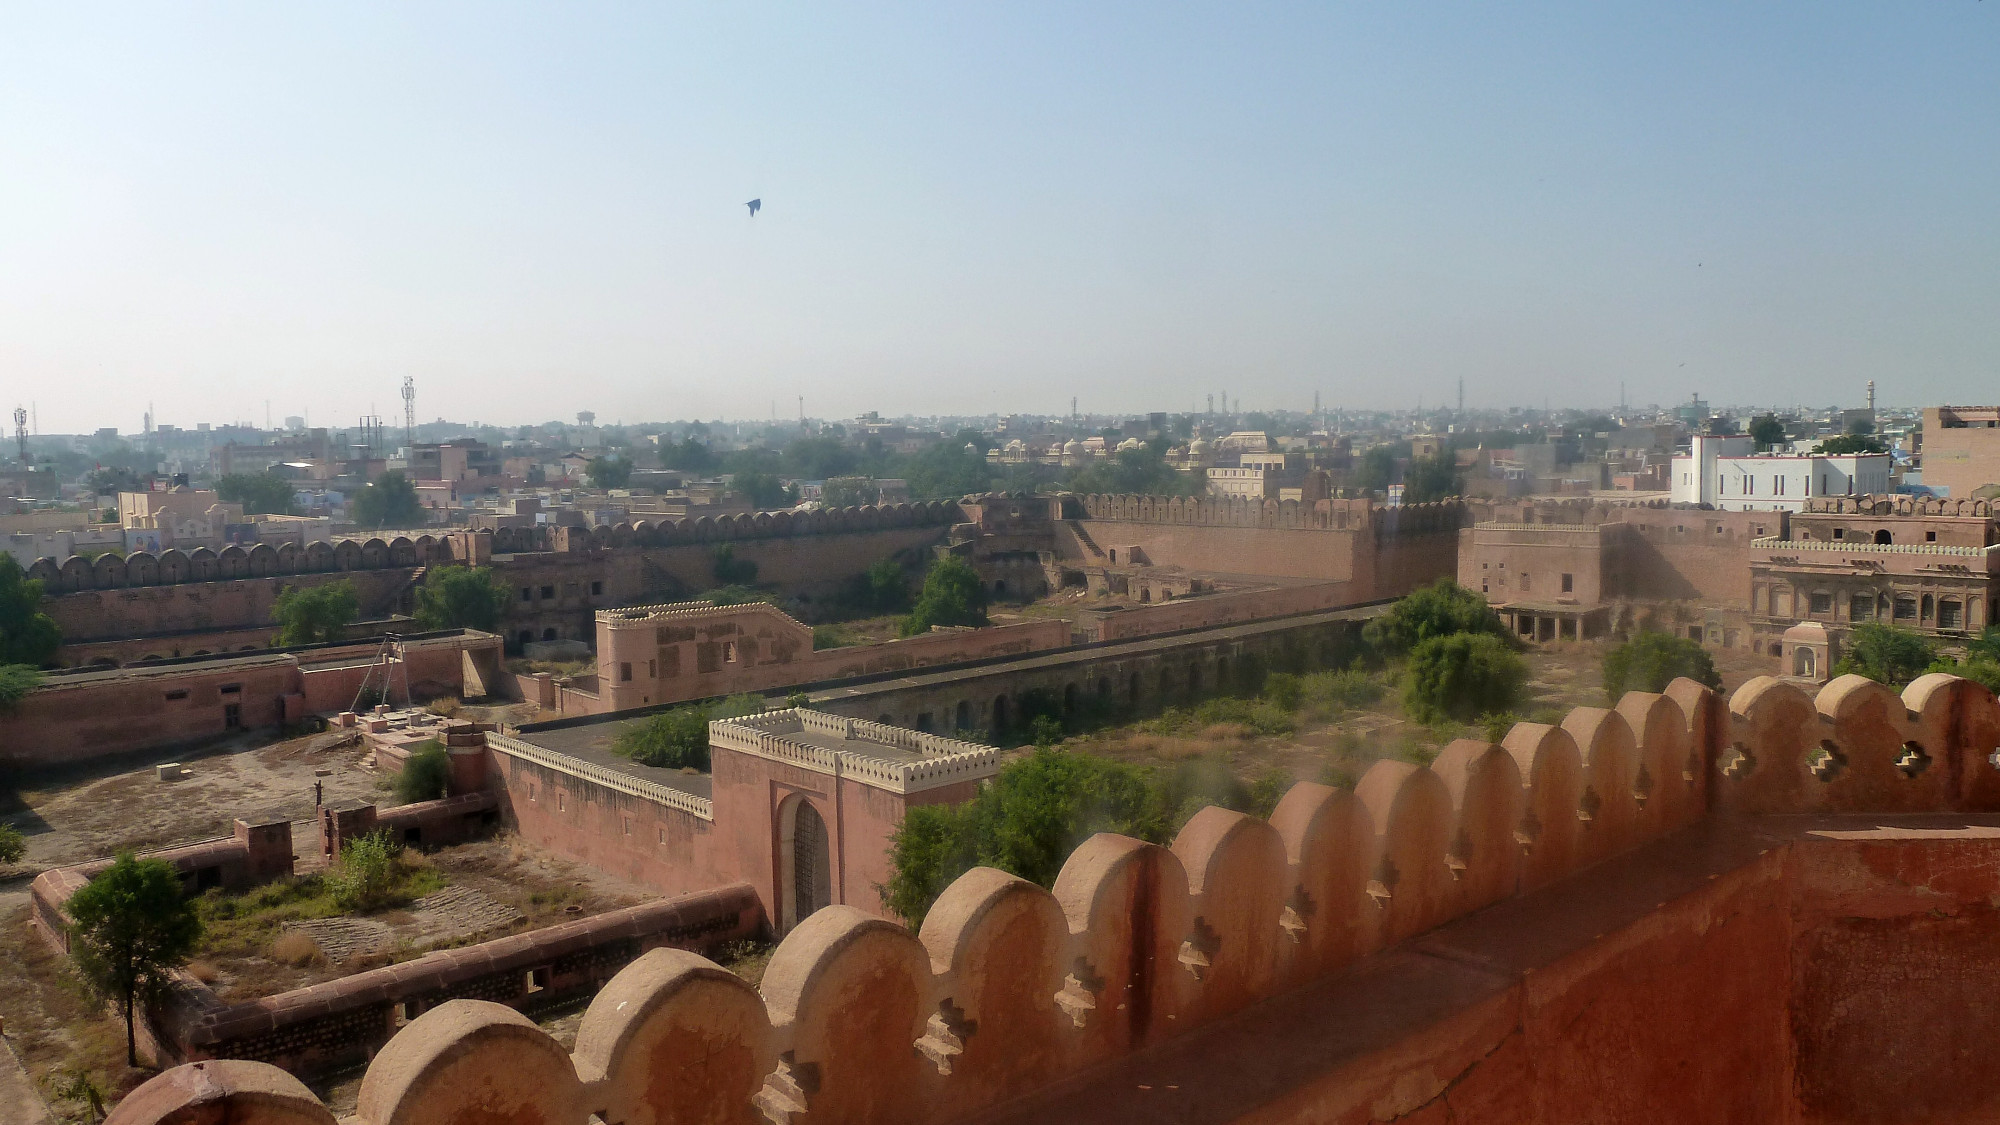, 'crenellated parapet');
28,502,964,595
1078,493,1468,534
1806,494,1999,518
